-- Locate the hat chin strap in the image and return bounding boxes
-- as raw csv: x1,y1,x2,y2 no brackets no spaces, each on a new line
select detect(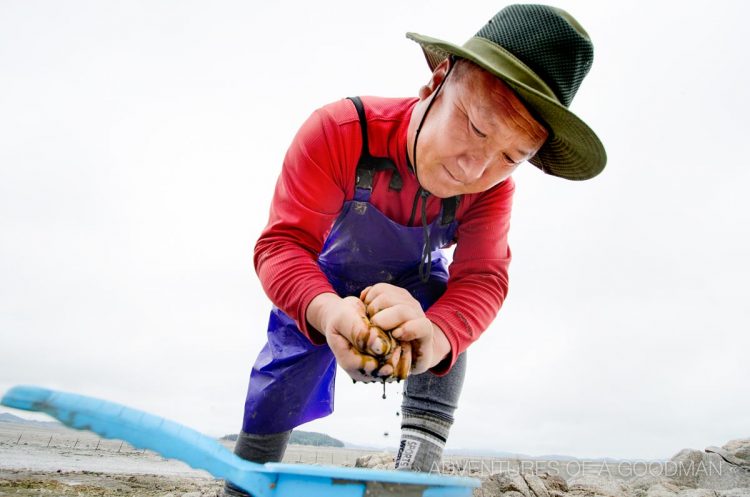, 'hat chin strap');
411,57,456,284
411,56,456,190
